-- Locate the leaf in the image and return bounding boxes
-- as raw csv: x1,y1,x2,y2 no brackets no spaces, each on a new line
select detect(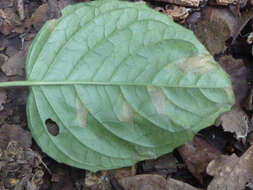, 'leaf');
207,145,253,190
119,174,203,190
23,0,234,171
177,136,221,182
